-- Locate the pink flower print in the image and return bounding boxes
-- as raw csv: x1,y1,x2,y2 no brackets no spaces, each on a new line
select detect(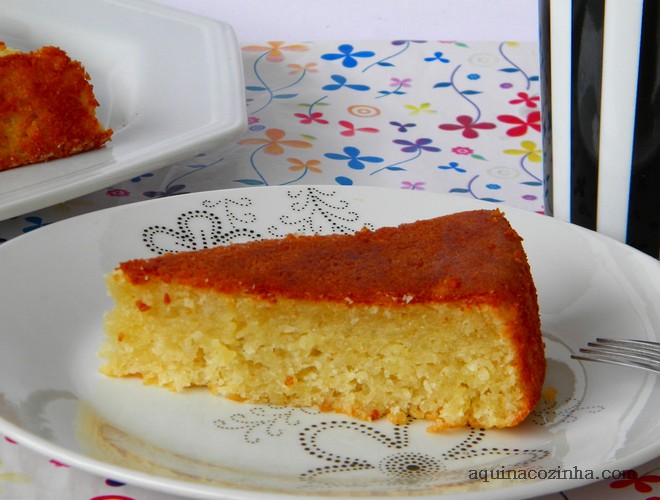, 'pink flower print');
401,181,425,190
497,111,541,137
248,116,260,125
242,41,309,63
438,115,496,139
509,92,540,108
294,111,329,125
452,146,474,155
106,189,130,197
390,77,412,88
